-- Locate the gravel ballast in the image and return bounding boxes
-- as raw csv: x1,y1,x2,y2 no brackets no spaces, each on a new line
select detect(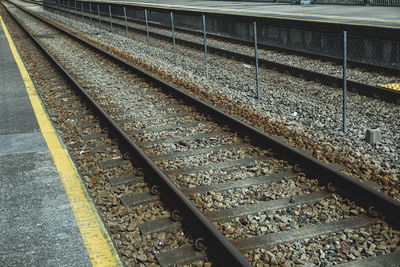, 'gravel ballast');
4,2,400,266
47,6,400,199
37,4,400,201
